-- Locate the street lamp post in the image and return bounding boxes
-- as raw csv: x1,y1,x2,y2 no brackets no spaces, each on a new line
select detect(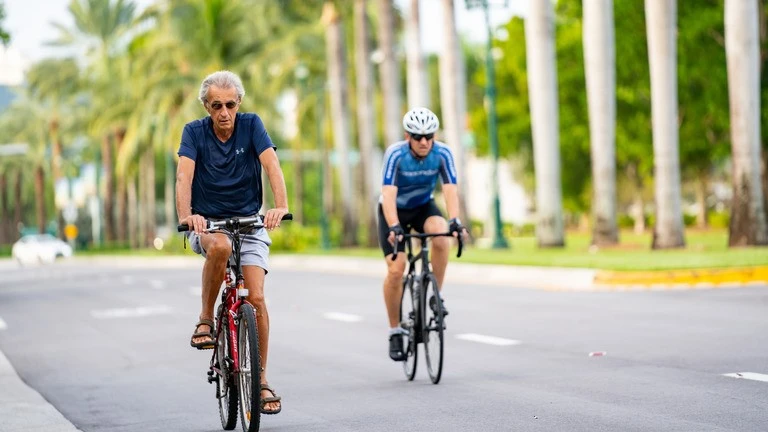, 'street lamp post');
466,0,508,248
